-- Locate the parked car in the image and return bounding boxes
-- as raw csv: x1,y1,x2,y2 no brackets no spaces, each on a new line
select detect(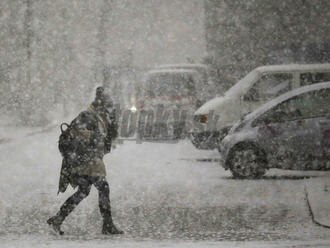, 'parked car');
219,82,330,179
191,63,330,150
